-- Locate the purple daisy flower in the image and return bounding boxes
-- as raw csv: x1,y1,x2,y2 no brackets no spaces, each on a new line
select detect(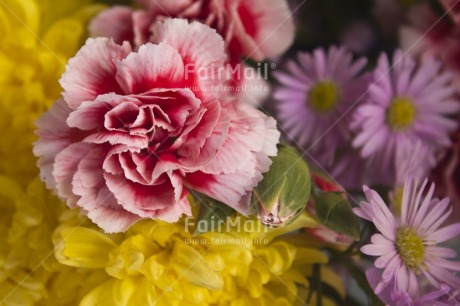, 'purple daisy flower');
327,146,367,190
366,267,460,306
391,139,436,216
354,175,460,296
395,139,436,187
353,50,459,184
274,46,369,165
